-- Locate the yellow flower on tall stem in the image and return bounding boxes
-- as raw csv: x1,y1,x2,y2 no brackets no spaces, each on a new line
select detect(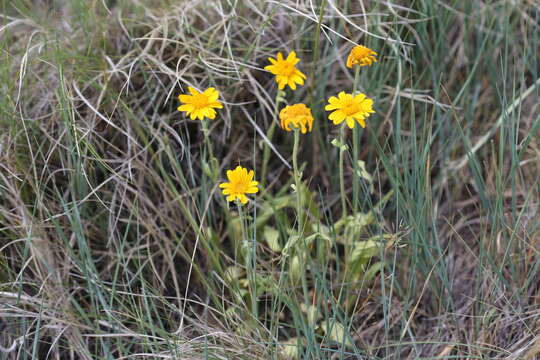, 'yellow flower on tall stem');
178,86,223,121
346,45,378,68
279,103,314,134
325,92,375,129
264,51,306,90
219,166,259,205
